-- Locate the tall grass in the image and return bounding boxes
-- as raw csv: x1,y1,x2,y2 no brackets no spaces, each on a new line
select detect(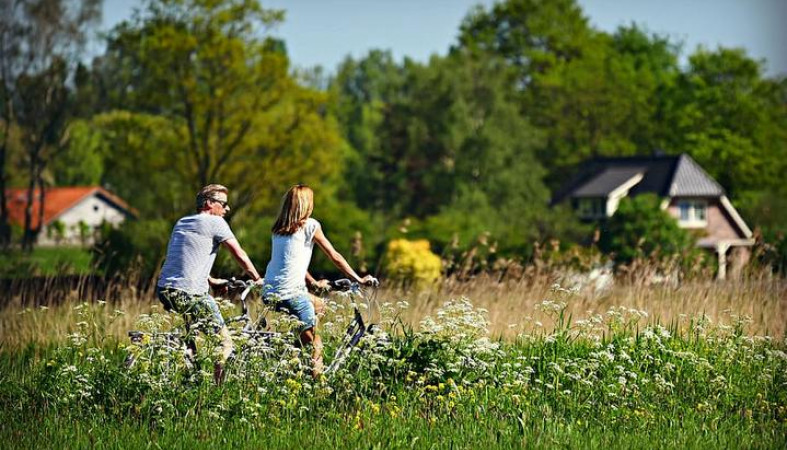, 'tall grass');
400,273,787,339
1,287,785,448
2,274,785,349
